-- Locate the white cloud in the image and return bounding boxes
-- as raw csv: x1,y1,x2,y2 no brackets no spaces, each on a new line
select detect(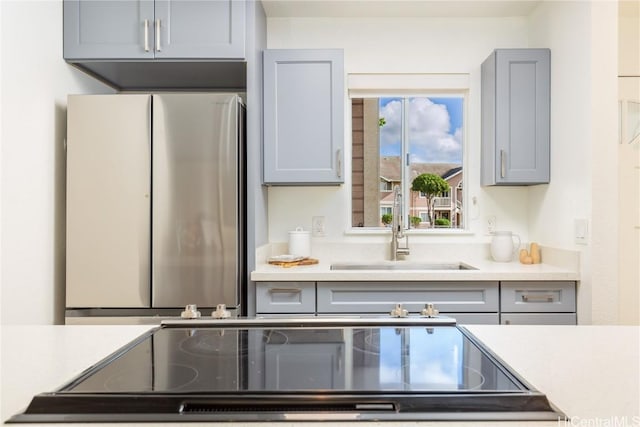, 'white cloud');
379,97,462,163
379,99,402,152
